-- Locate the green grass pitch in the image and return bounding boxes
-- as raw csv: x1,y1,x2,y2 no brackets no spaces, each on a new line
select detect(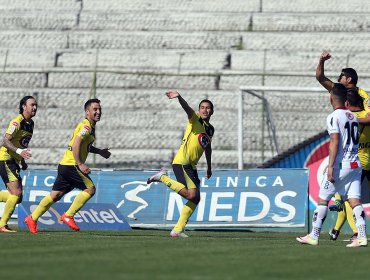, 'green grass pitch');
1,229,369,280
